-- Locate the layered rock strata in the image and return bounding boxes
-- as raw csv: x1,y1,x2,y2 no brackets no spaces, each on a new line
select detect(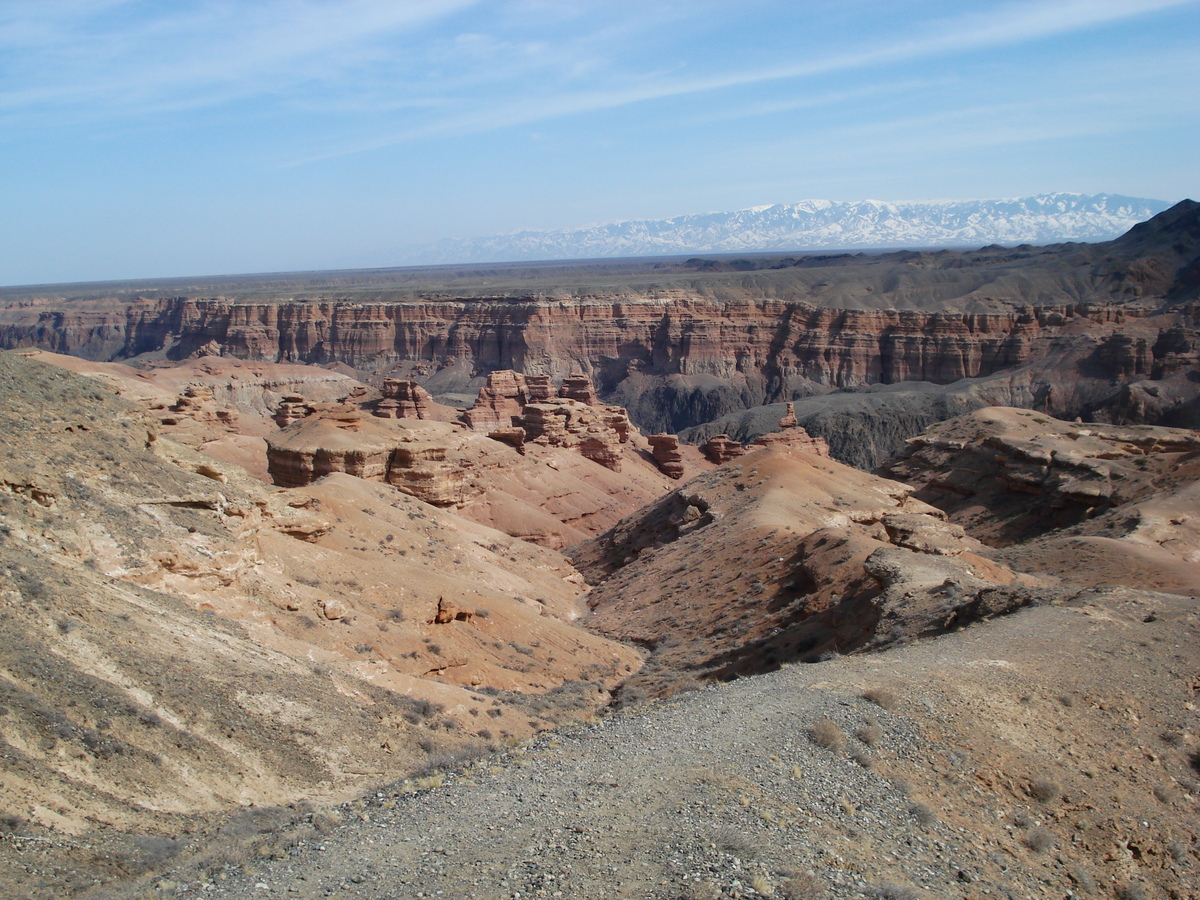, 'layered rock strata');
463,369,529,433
648,434,685,479
880,407,1200,544
376,378,433,419
702,433,745,464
